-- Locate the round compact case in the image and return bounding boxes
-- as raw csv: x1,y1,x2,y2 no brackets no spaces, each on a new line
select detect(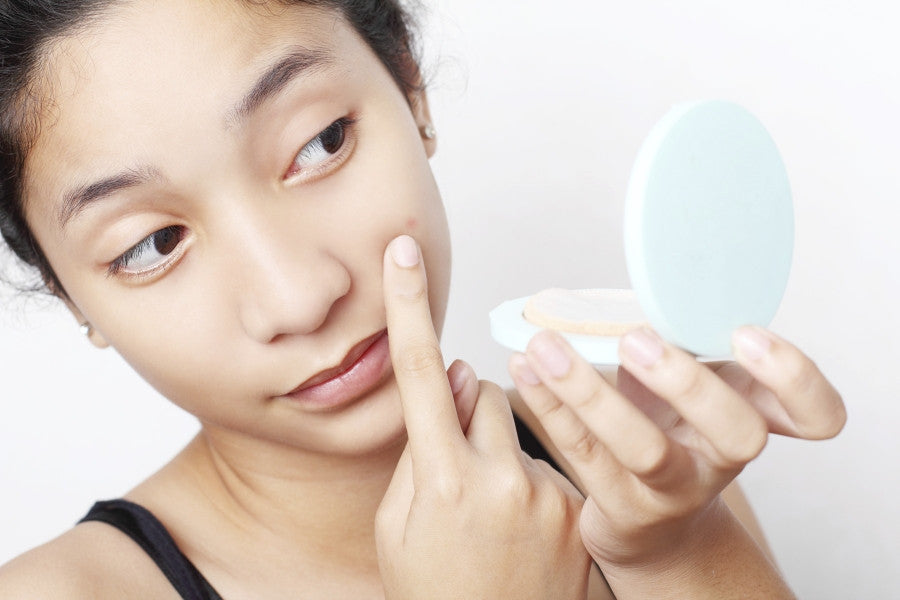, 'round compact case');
490,100,794,364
